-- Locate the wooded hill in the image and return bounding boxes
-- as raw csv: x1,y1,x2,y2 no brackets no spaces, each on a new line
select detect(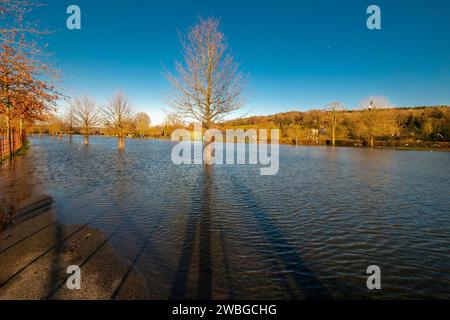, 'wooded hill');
215,106,450,148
